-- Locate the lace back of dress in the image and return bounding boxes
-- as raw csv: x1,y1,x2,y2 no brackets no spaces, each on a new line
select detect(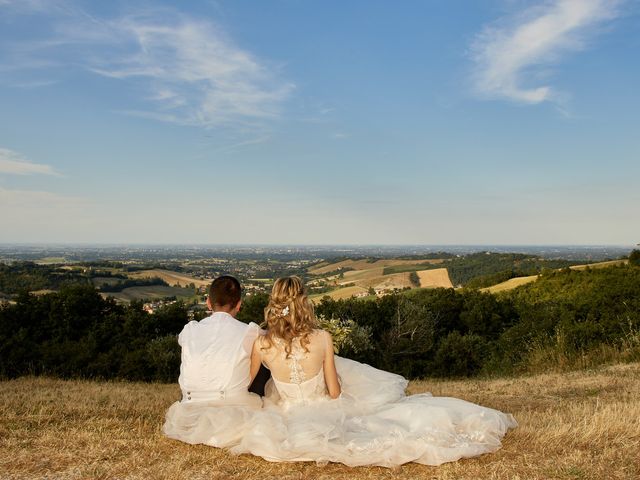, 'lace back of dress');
262,331,331,406
273,337,307,384
262,331,327,387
